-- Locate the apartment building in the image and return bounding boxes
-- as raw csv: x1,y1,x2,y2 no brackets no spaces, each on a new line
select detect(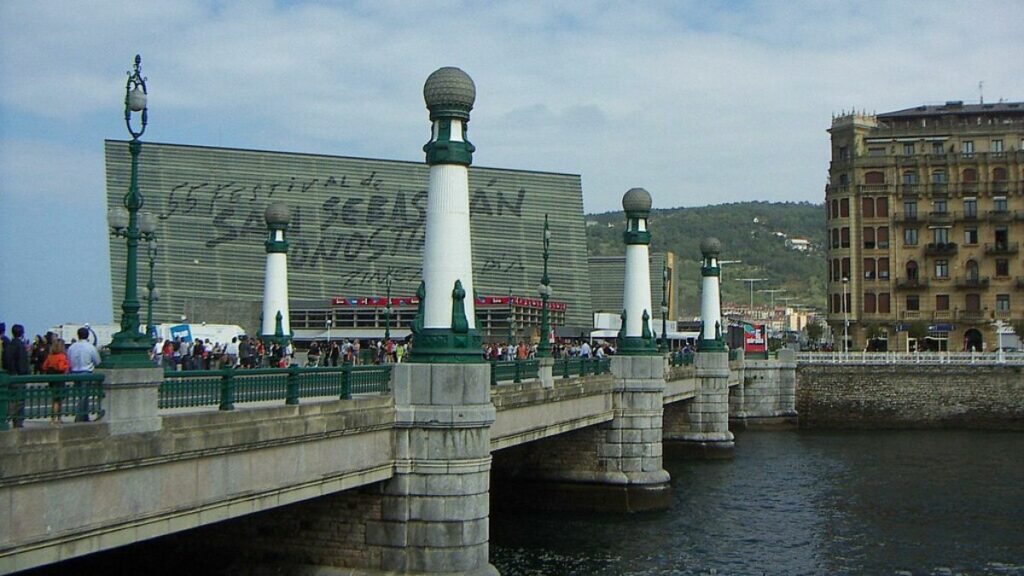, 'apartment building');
826,101,1023,351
